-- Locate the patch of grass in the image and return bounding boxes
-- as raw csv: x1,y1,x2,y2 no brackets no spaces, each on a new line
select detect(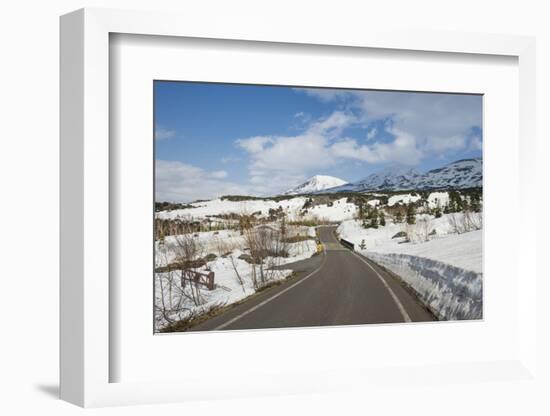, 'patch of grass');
288,219,319,227
283,235,315,243
159,301,228,333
